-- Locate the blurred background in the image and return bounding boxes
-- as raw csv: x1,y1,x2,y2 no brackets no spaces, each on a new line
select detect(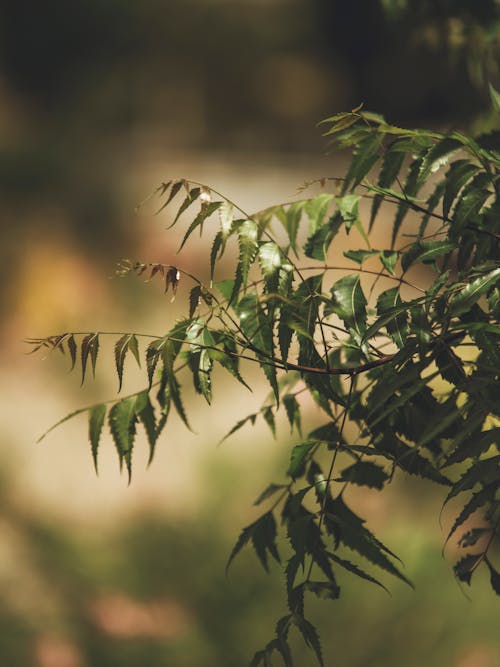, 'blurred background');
1,1,499,665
